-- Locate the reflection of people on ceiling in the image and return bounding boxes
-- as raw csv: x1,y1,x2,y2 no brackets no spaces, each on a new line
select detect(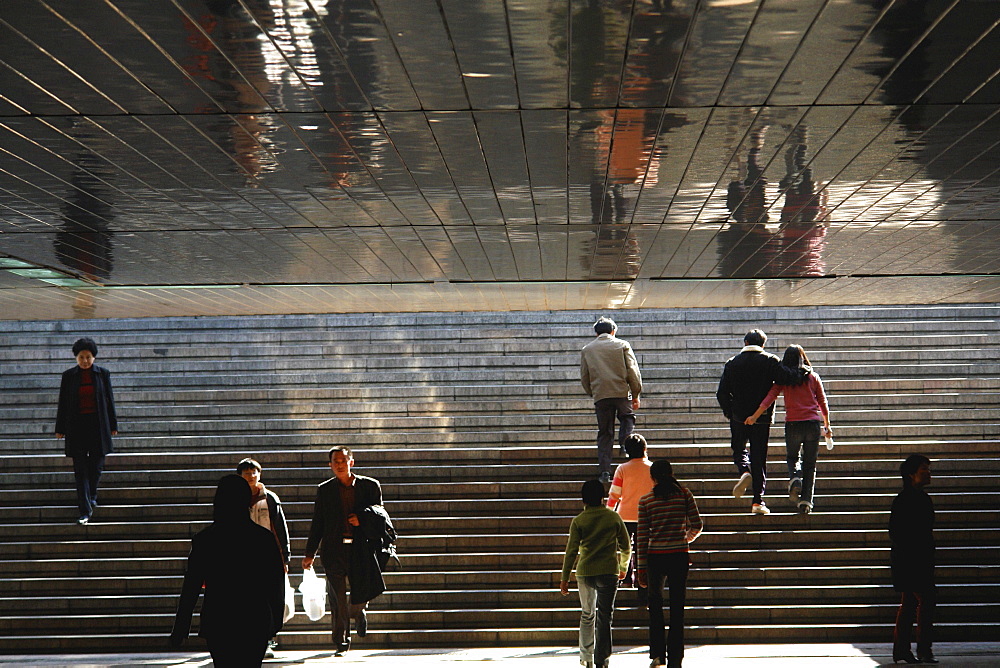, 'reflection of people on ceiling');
779,127,827,224
54,152,115,319
726,128,769,224
775,127,828,277
54,154,114,283
182,0,278,183
719,127,779,279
